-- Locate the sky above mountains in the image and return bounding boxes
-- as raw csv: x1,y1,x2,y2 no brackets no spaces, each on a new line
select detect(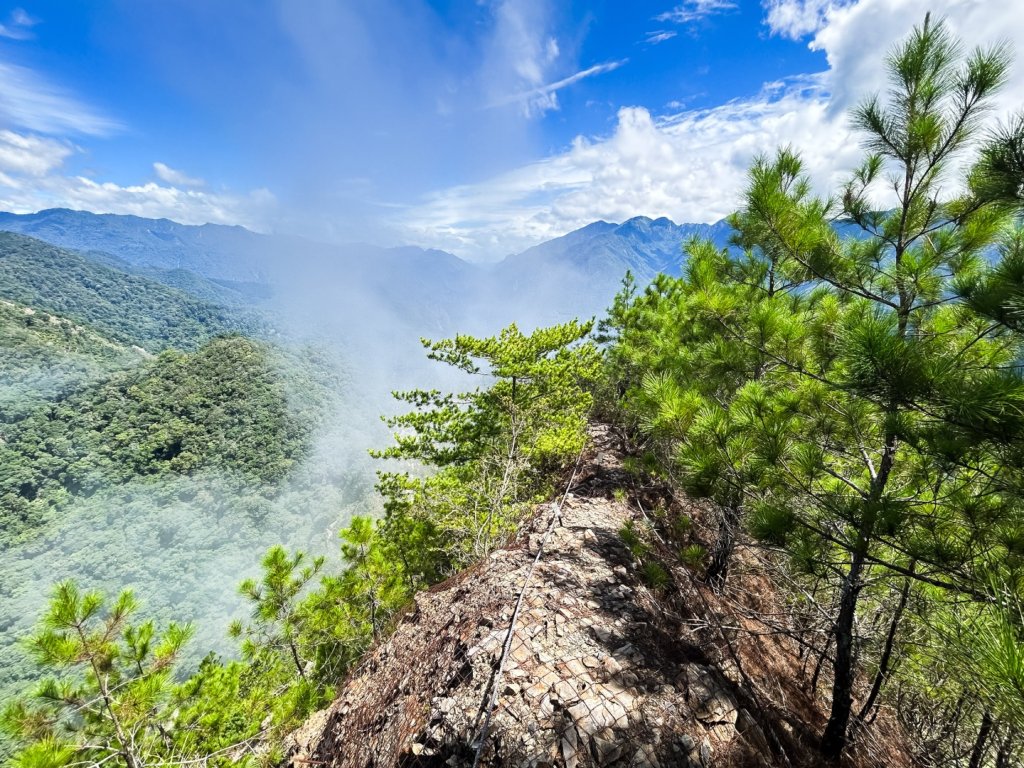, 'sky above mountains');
0,0,1021,260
